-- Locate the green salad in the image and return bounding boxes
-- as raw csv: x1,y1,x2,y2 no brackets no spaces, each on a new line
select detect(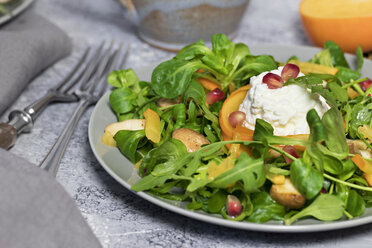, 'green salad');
102,34,372,225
